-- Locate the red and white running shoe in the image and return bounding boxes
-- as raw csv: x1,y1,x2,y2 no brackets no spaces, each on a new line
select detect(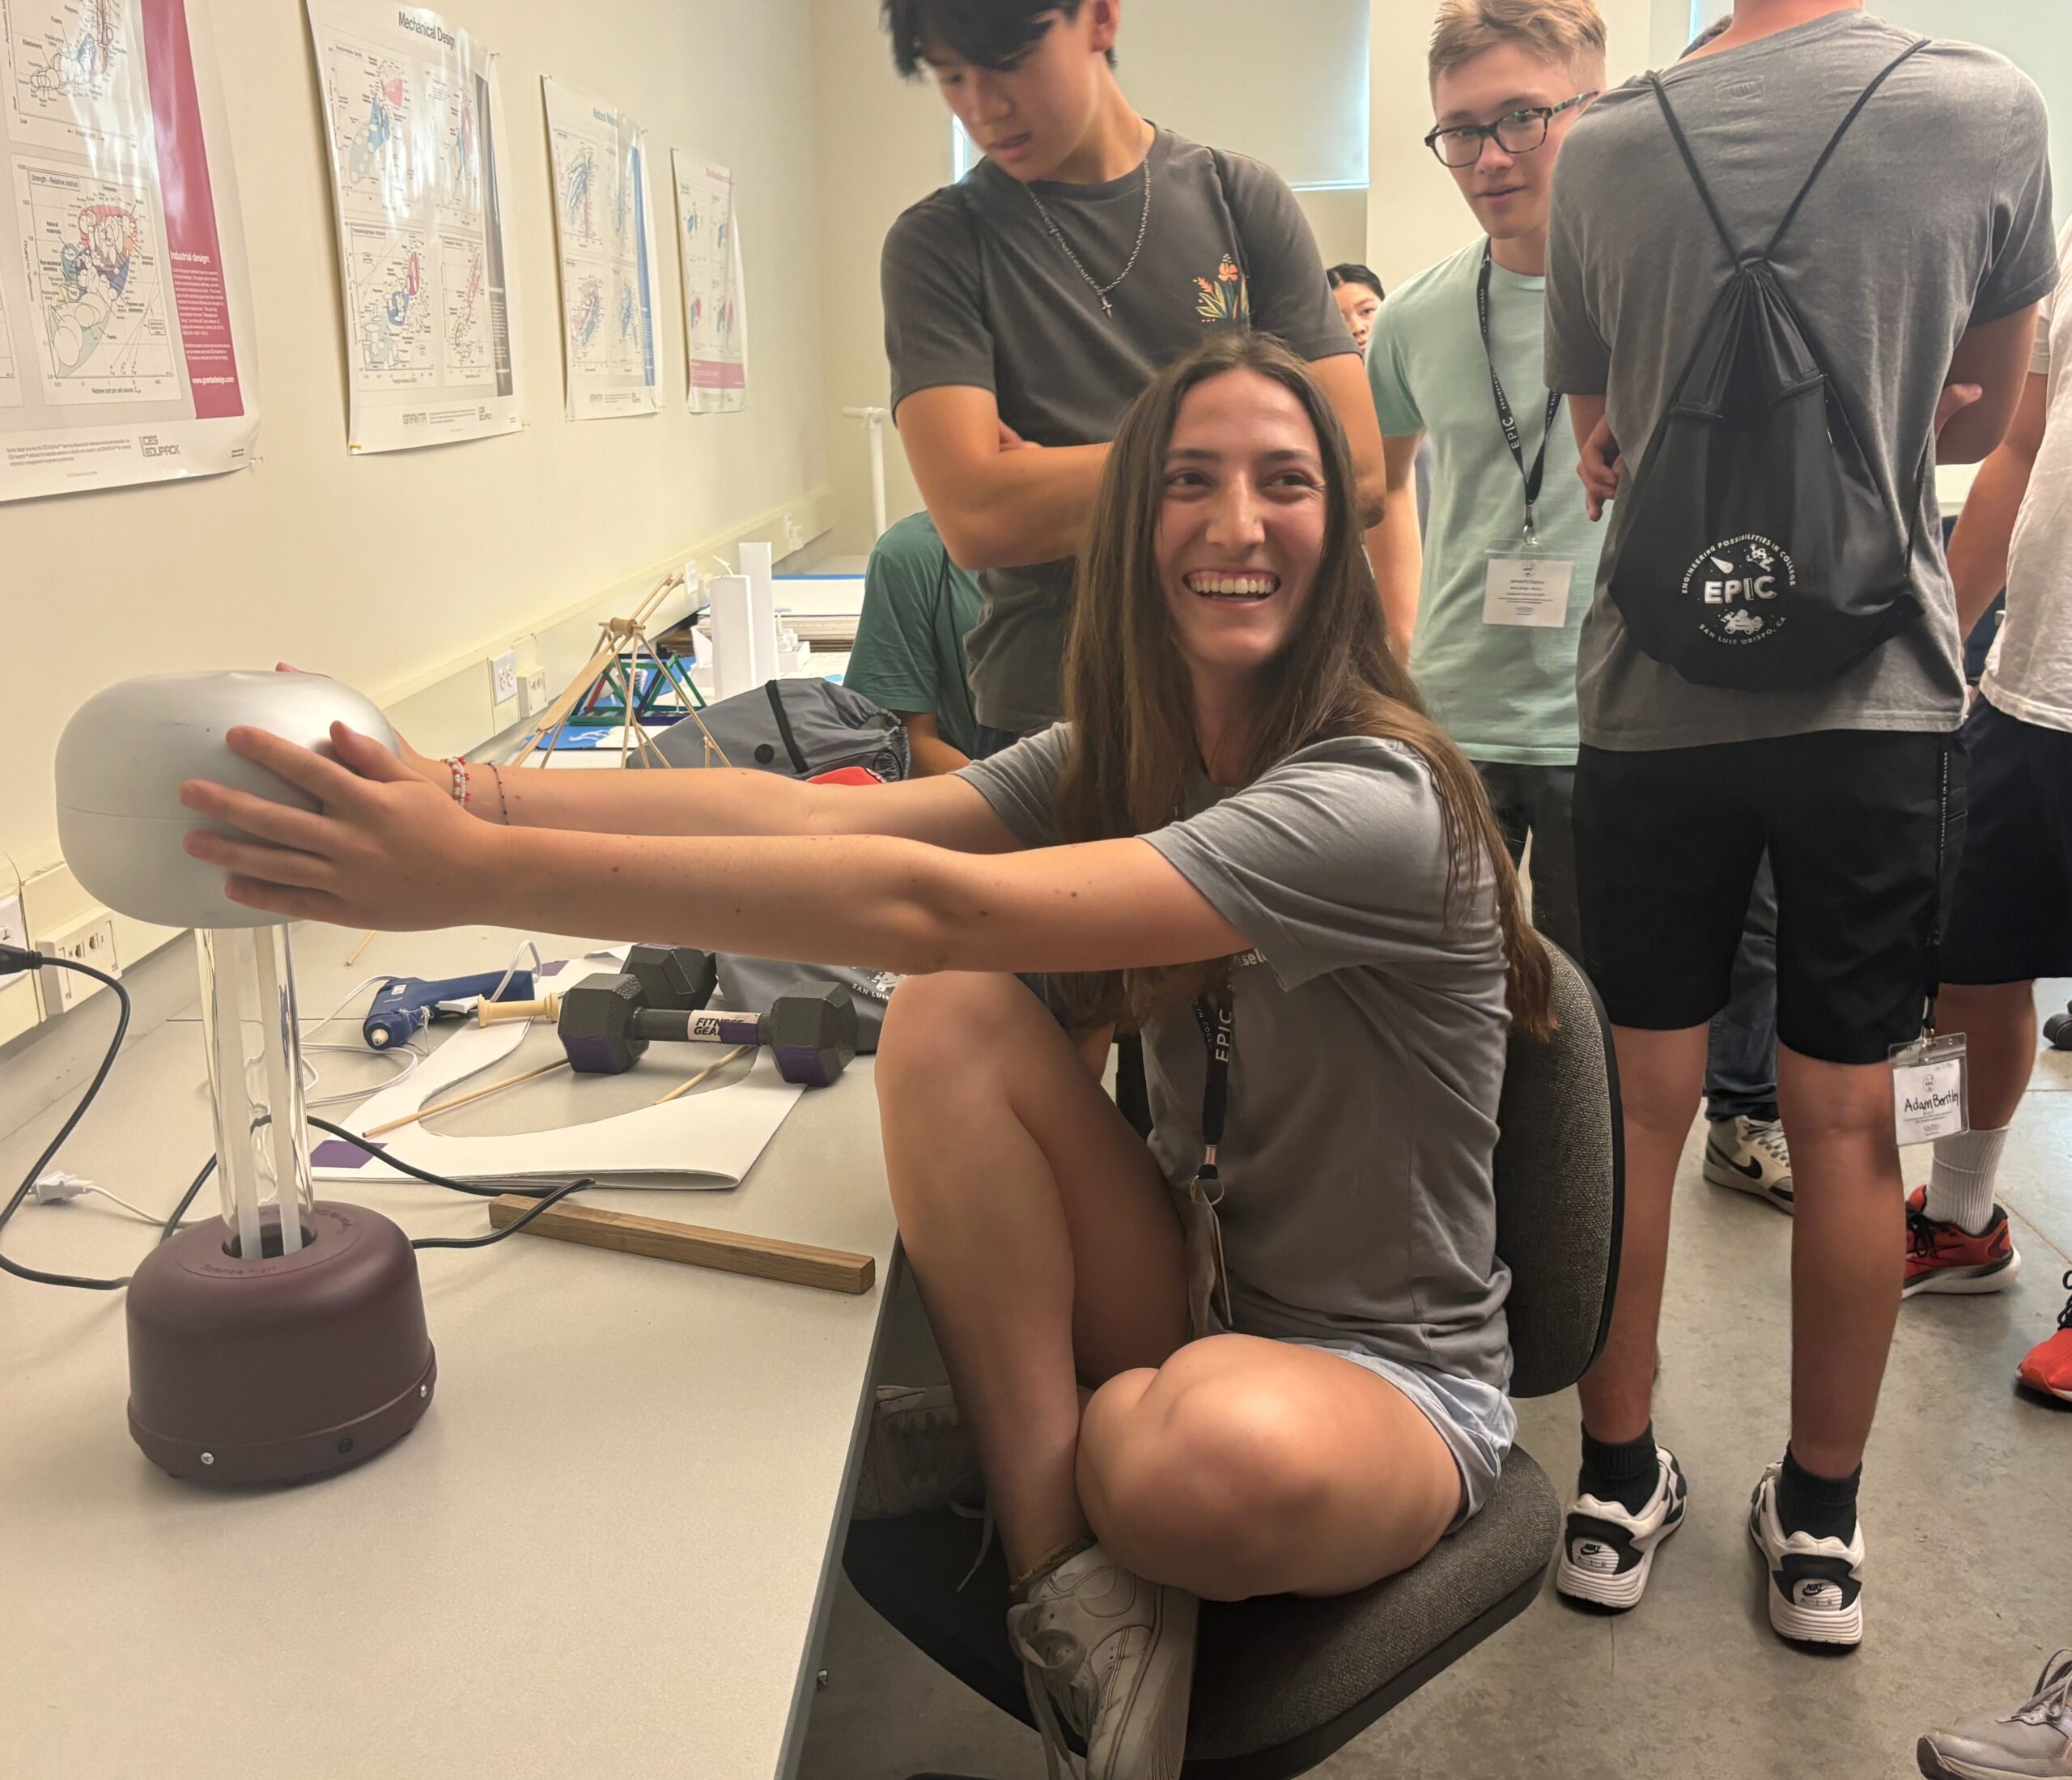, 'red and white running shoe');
2017,1271,2072,1404
1903,1187,2023,1298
